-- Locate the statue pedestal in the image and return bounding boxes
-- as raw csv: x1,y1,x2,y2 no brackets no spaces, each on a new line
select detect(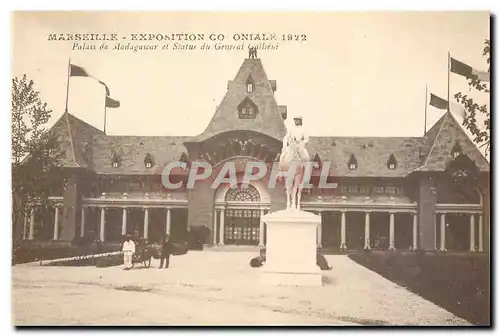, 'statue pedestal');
259,209,323,287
